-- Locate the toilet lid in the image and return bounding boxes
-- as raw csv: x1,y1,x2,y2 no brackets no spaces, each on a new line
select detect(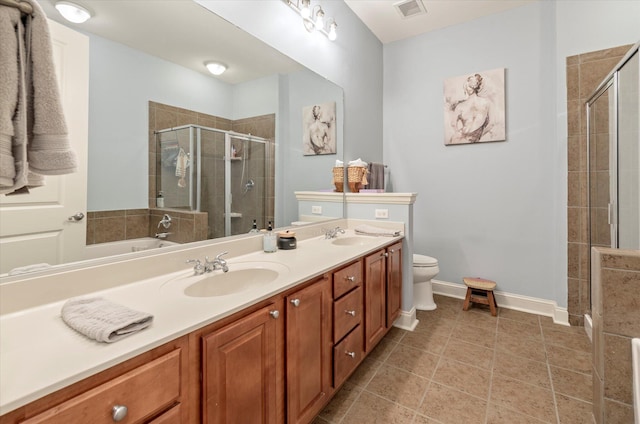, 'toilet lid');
413,254,438,267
